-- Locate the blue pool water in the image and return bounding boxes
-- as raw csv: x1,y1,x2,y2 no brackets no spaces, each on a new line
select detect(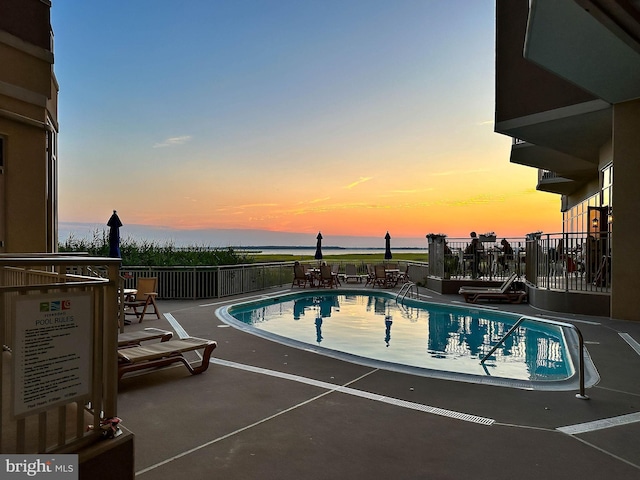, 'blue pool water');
218,291,596,389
